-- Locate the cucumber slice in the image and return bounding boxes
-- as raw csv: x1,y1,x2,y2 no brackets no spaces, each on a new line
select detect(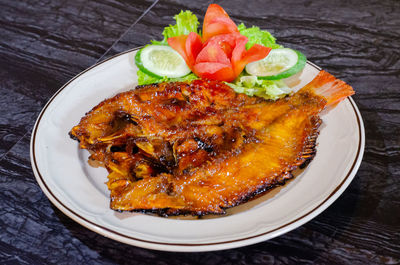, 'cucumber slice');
135,45,191,78
245,48,306,80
